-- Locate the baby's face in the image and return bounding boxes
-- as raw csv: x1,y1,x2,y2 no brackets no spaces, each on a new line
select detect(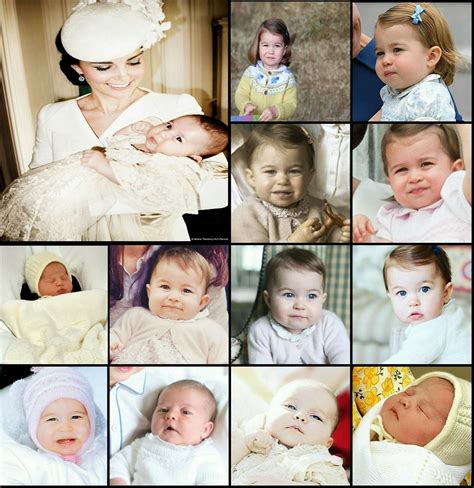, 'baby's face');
144,117,209,158
246,144,313,208
146,260,209,320
385,130,462,210
38,262,73,297
380,377,454,446
386,262,452,324
264,267,326,333
374,23,433,91
265,382,336,448
109,367,145,387
151,386,214,446
36,398,90,456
